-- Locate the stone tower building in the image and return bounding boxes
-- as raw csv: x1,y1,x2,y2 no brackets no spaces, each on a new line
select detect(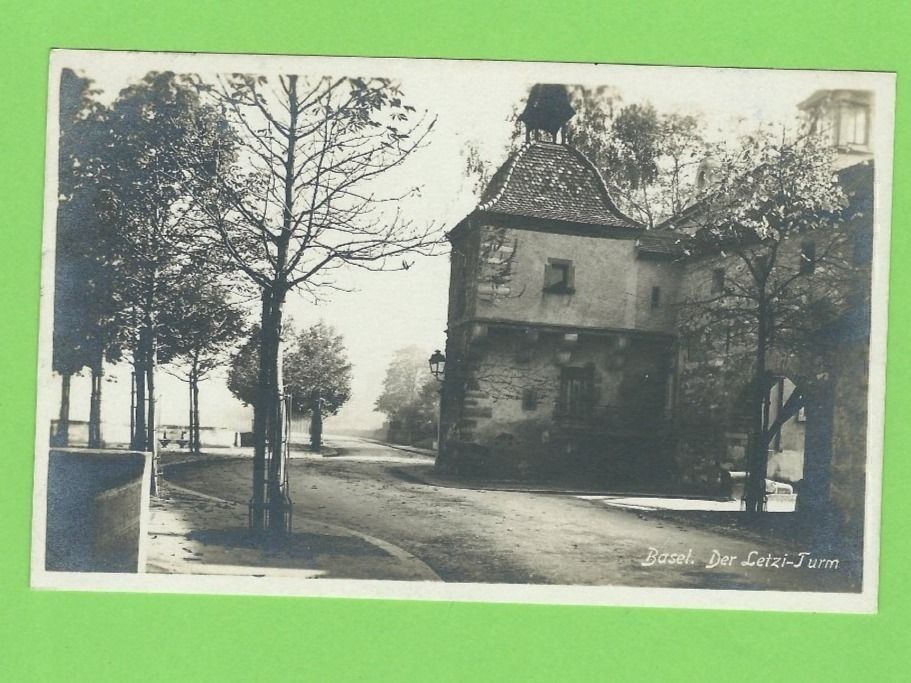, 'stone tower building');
438,85,684,483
